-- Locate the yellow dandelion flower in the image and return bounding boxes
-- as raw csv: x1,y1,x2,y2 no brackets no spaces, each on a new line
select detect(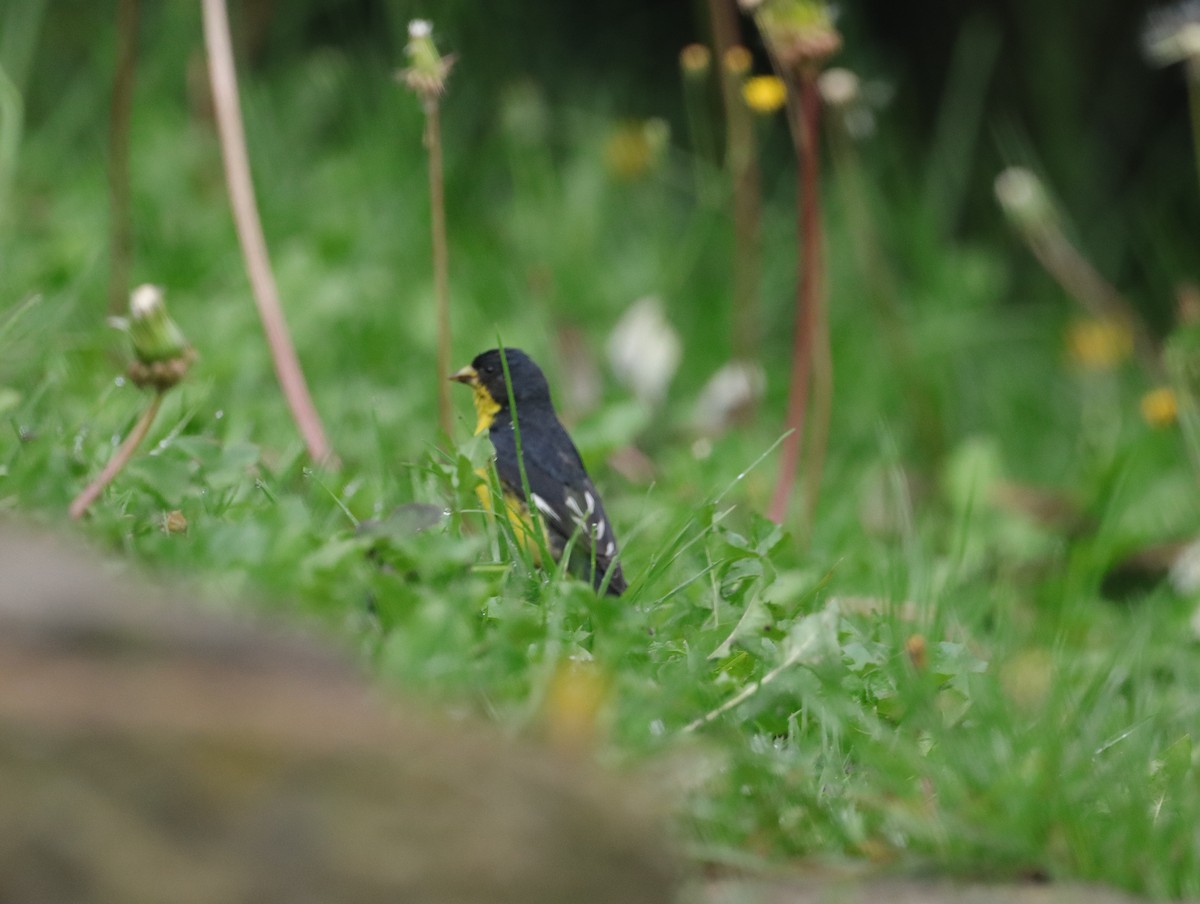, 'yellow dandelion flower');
543,660,610,751
1140,386,1179,428
723,45,753,76
1065,317,1133,371
604,119,669,180
742,75,787,113
679,43,711,75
